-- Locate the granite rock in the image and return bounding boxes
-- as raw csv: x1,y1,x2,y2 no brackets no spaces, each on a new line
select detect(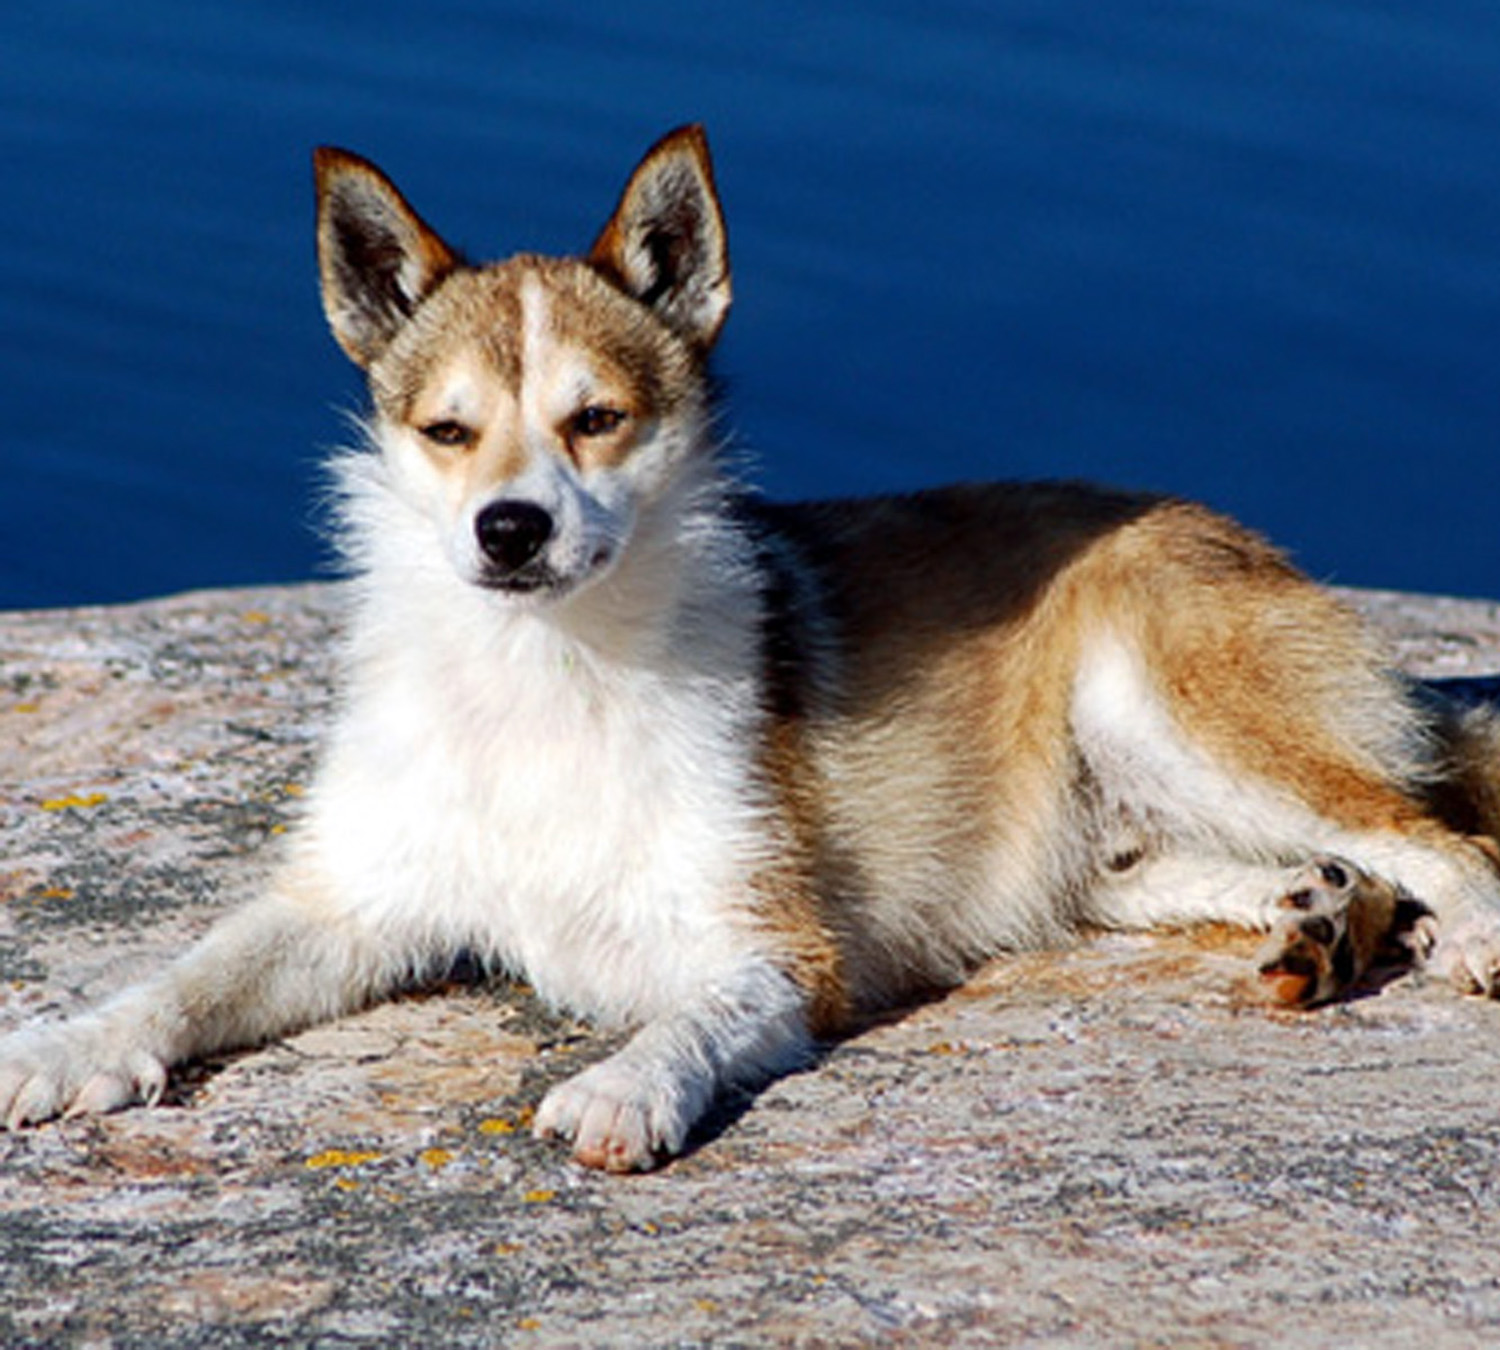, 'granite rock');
2,583,1500,1347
